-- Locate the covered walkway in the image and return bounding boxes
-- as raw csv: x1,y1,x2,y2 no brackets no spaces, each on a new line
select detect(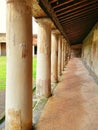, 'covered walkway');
35,58,98,130
2,0,98,129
